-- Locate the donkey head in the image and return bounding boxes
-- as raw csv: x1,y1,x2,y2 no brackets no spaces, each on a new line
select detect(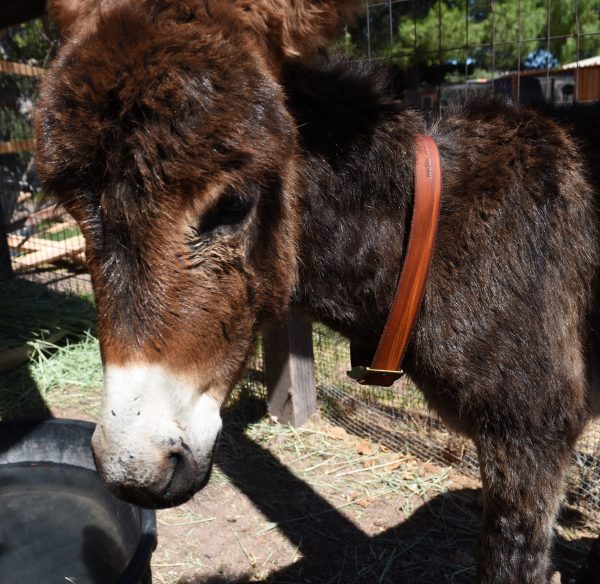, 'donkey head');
36,0,356,507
